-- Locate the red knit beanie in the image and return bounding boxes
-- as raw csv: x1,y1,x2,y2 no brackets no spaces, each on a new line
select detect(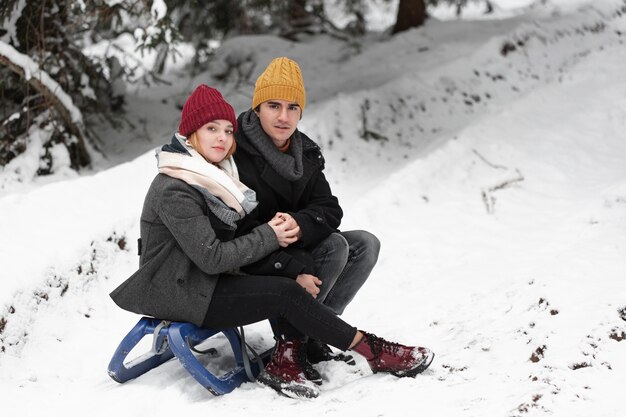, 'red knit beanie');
178,84,237,137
